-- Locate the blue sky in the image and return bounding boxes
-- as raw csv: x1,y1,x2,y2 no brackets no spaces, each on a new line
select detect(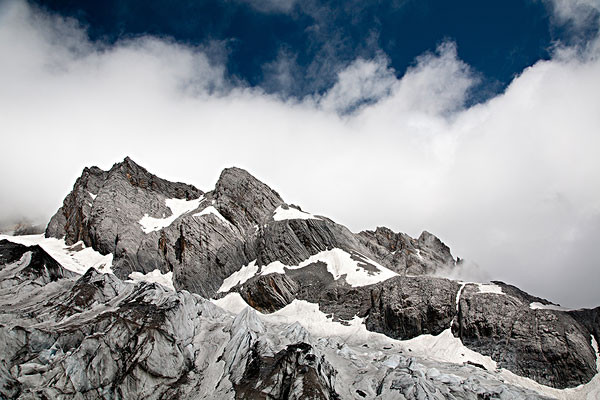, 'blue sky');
1,0,600,307
30,0,595,102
